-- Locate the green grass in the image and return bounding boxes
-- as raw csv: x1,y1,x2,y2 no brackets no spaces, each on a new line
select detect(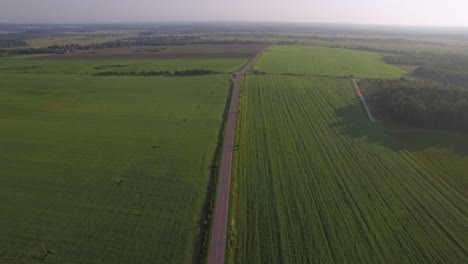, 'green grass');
0,58,246,75
0,59,241,263
255,46,406,78
229,75,467,263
